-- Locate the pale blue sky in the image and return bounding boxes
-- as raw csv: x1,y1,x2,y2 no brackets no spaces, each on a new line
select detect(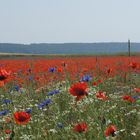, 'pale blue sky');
0,0,140,43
